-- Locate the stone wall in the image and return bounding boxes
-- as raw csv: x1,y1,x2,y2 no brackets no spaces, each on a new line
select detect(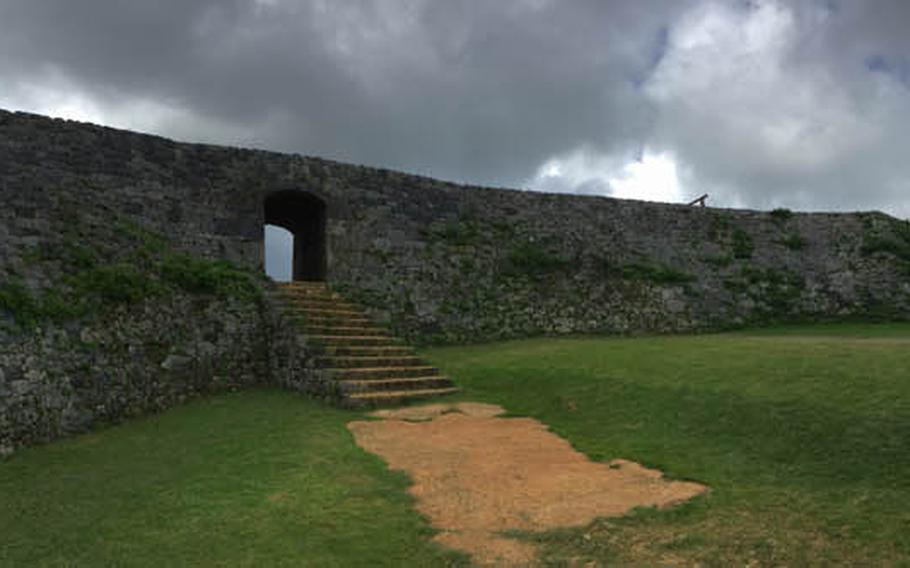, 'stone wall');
2,108,909,350
337,189,910,343
0,293,268,456
2,108,909,454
